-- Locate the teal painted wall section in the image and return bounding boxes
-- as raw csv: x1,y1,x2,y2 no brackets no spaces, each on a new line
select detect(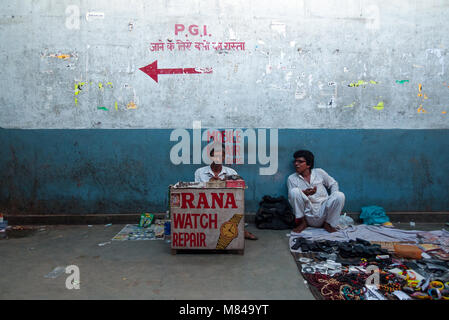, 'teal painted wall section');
1,129,449,214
